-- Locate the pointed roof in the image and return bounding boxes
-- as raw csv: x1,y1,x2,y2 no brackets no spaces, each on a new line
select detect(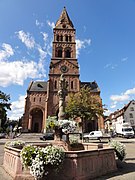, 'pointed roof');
55,7,74,29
